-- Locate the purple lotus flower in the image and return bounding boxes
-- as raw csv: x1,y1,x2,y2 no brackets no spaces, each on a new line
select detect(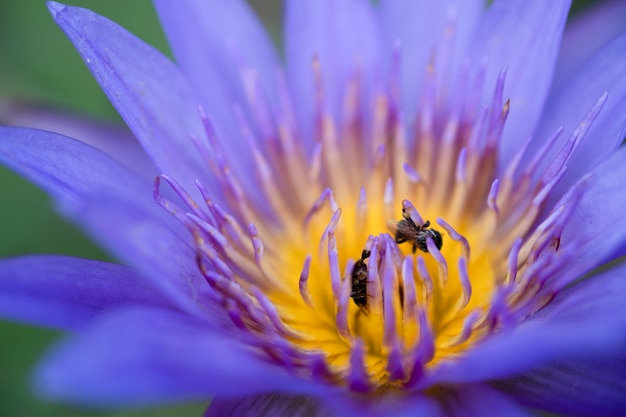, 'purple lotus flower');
2,0,626,416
